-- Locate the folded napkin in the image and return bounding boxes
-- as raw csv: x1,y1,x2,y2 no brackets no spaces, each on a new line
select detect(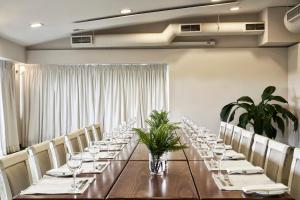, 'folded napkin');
198,150,213,158
223,151,245,160
242,183,288,195
121,133,134,139
21,176,95,195
215,144,232,150
47,162,109,176
213,174,274,191
205,160,253,171
227,166,264,174
81,151,119,162
46,166,73,177
84,144,124,152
